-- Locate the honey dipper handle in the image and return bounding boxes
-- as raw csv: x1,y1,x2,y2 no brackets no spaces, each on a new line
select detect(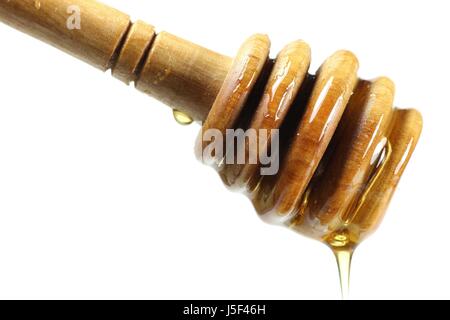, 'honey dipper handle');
0,0,232,121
